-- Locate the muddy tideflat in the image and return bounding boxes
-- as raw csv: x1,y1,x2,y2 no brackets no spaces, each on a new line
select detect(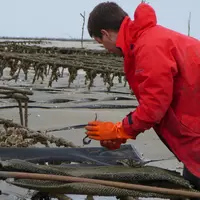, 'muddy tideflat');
0,40,183,200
